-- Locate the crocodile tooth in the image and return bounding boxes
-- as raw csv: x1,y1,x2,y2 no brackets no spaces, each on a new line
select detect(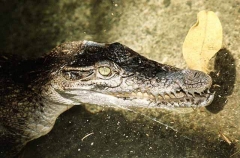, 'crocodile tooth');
168,92,176,98
149,93,155,99
131,92,136,96
143,92,149,97
158,92,164,99
171,91,177,97
187,92,195,97
137,92,143,97
164,94,171,99
157,95,162,100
